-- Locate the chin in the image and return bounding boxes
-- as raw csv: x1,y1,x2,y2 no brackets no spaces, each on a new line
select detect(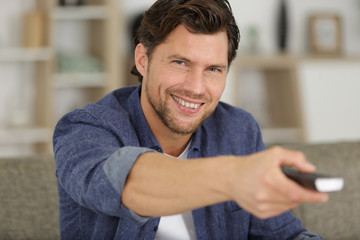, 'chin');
167,120,203,135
